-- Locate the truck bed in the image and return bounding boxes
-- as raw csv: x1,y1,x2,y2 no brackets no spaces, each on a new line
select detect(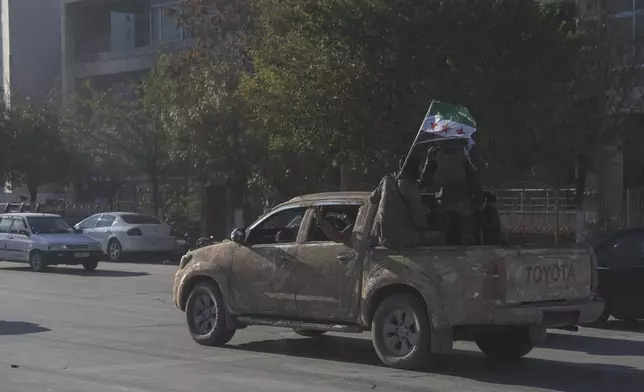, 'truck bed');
366,244,596,327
